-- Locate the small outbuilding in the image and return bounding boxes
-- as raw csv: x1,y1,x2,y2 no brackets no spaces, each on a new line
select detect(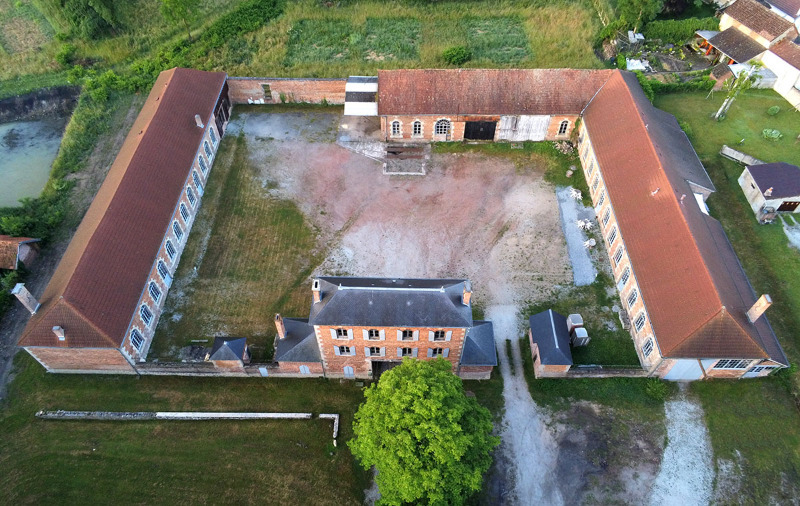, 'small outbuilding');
206,337,250,370
528,310,573,378
0,235,40,270
738,162,800,223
